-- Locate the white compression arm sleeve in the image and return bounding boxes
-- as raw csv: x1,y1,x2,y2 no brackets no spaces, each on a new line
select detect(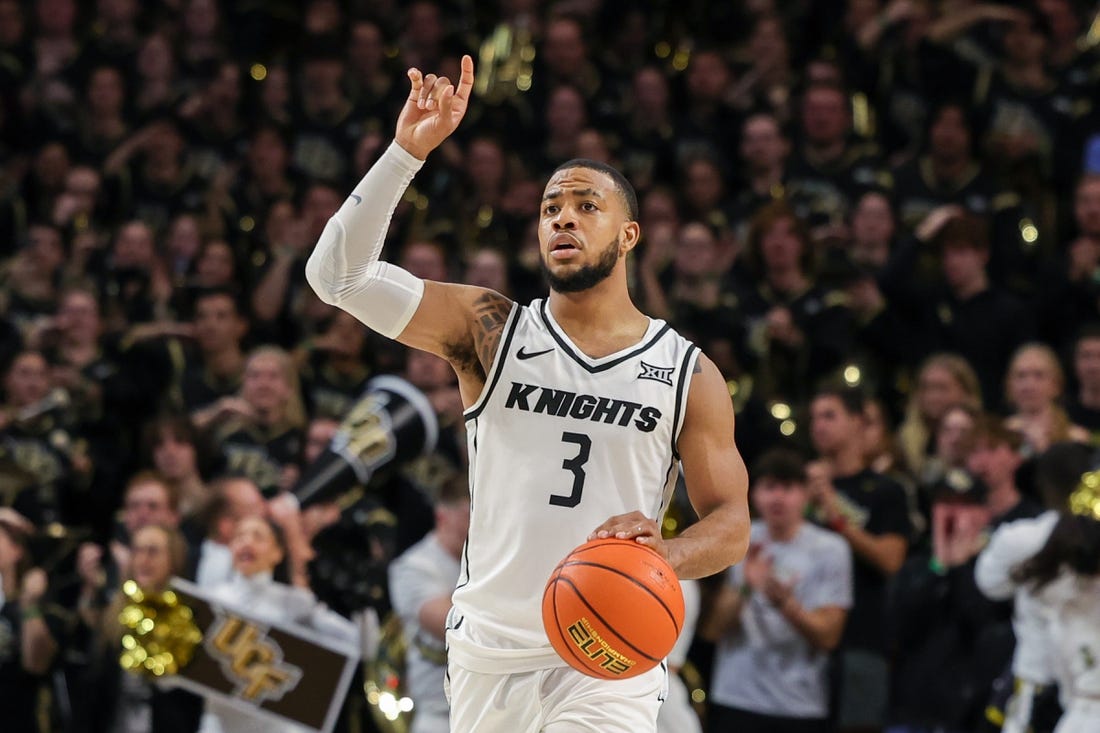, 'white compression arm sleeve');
305,141,426,339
